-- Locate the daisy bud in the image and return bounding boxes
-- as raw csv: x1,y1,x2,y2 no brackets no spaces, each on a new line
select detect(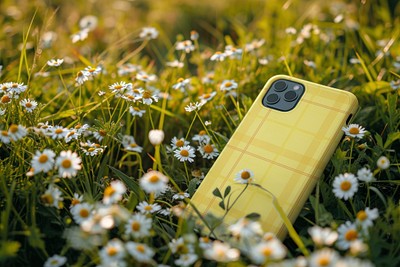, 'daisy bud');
148,129,164,145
